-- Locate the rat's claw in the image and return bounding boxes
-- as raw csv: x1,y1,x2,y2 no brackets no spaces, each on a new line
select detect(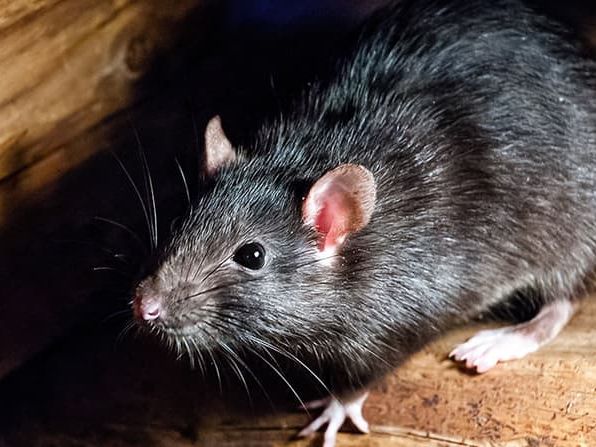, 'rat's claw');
298,391,369,447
